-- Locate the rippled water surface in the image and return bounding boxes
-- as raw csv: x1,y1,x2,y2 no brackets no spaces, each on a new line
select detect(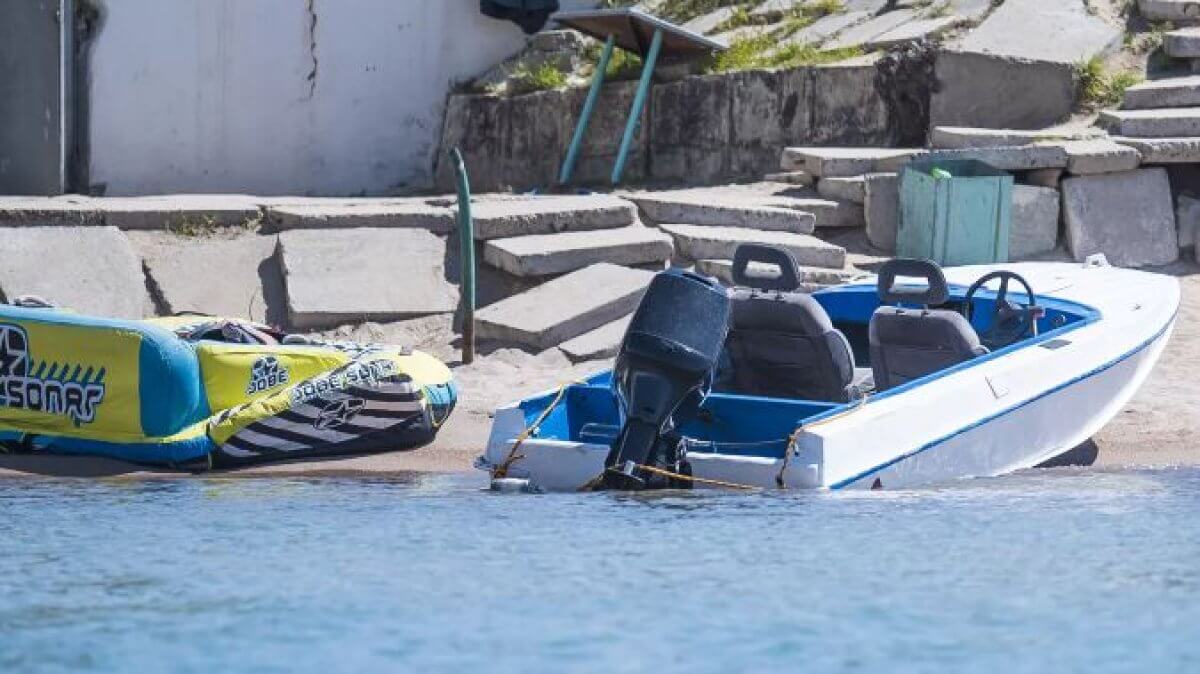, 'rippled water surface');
3,467,1199,673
